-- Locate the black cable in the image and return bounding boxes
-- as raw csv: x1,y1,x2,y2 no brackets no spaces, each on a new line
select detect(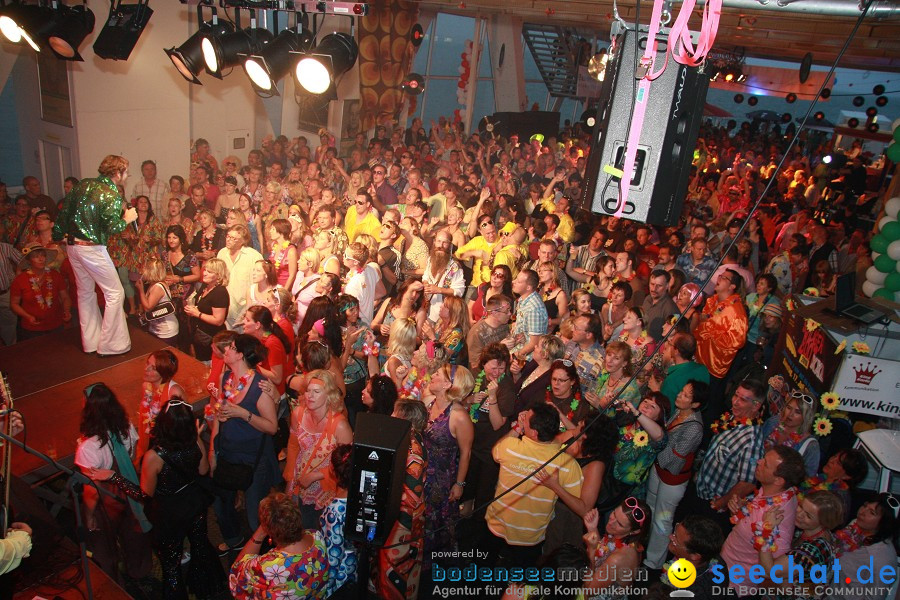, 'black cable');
382,0,877,552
